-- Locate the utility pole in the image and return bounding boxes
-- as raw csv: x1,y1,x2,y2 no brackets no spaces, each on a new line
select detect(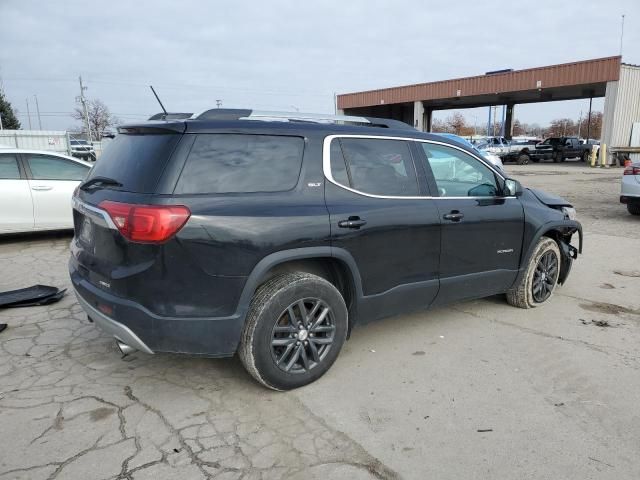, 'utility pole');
586,97,593,142
620,14,625,56
0,112,3,131
33,94,42,130
25,98,32,129
577,110,582,138
77,76,93,141
492,106,498,136
216,99,222,108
